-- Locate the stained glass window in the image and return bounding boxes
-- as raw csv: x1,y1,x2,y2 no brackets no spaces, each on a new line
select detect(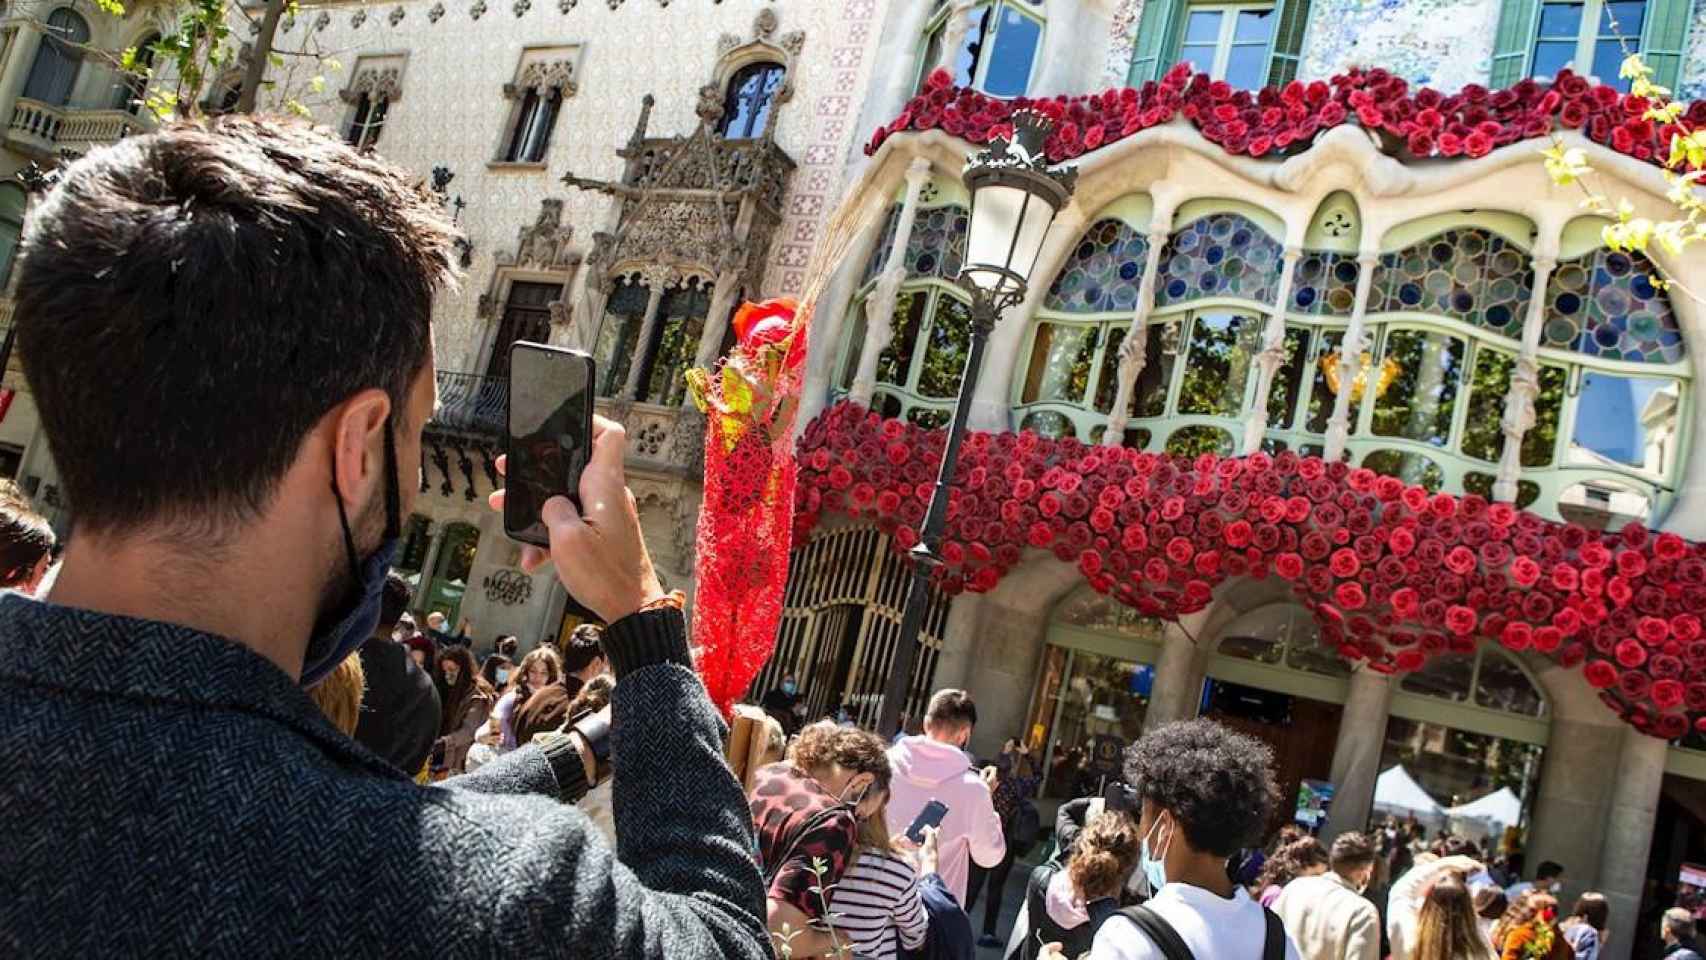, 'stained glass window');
1291,250,1360,317
1370,229,1533,337
1543,248,1683,363
1043,219,1150,313
1154,213,1283,308
861,204,971,285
